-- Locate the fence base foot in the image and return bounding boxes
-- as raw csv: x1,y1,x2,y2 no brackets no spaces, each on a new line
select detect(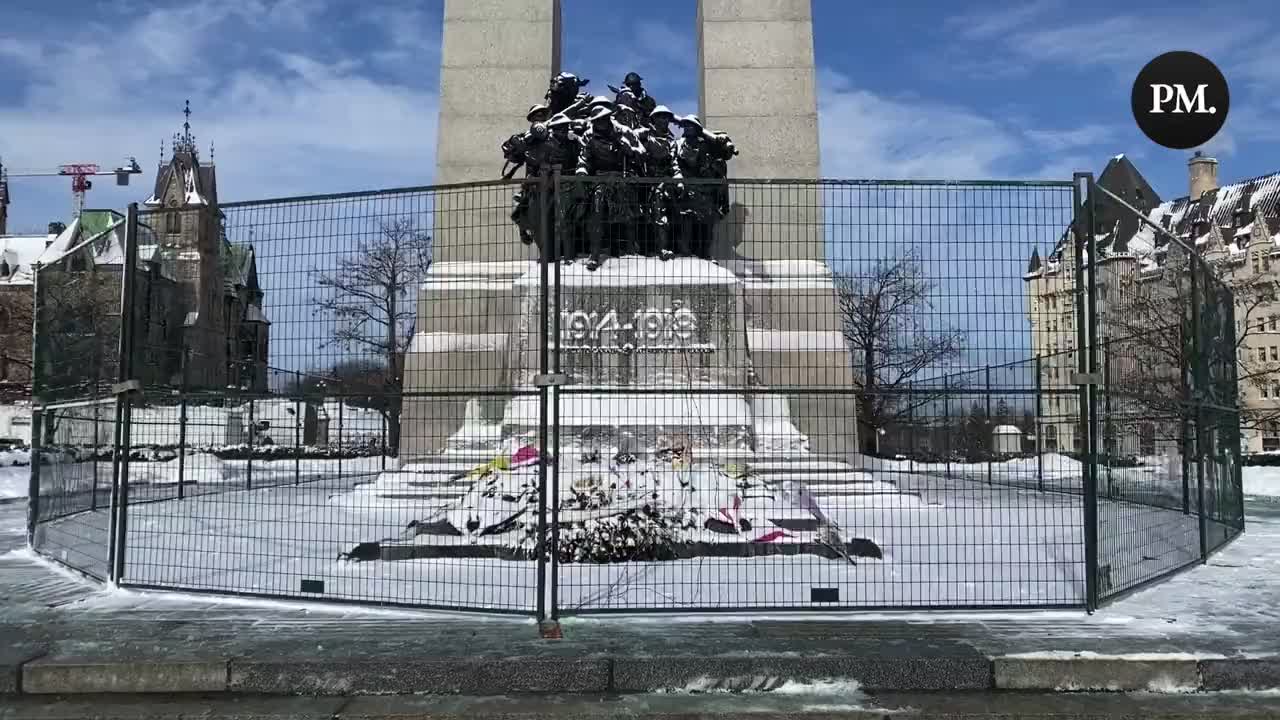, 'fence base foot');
538,620,563,640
